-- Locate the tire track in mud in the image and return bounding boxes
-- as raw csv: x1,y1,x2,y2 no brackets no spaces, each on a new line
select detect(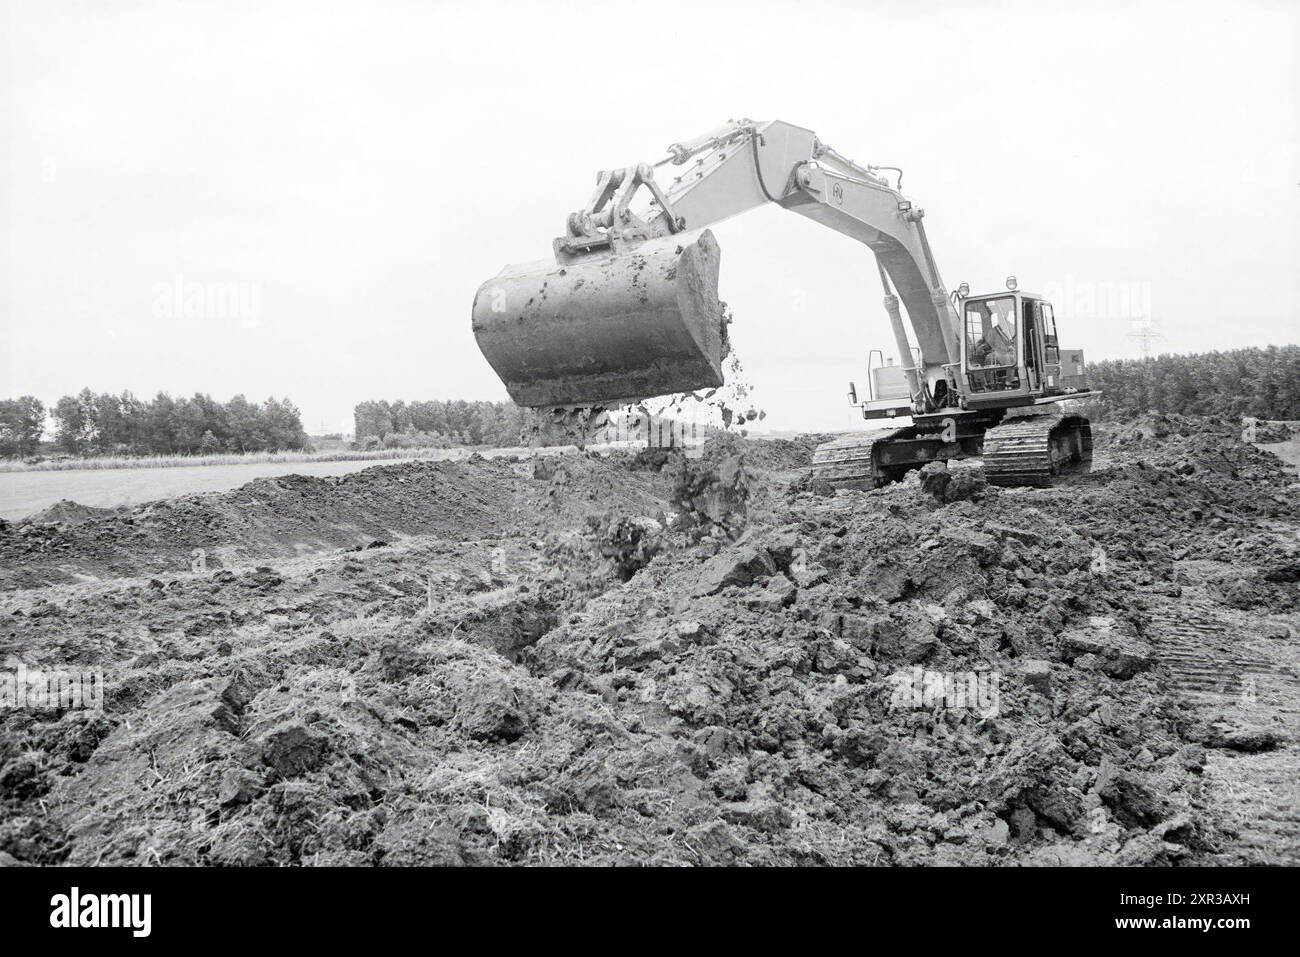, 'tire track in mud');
1147,598,1278,696
1144,590,1300,864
